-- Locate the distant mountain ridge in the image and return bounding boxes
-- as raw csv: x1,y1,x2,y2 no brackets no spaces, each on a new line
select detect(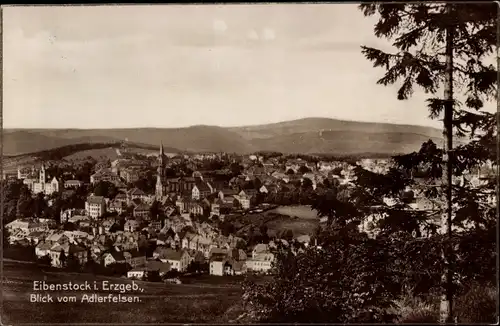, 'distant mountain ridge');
2,117,446,156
